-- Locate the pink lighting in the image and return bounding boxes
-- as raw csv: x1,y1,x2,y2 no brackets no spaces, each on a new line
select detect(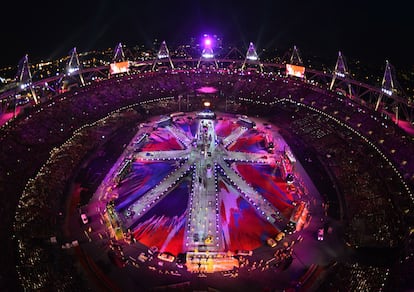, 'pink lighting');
197,86,218,94
202,34,213,48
